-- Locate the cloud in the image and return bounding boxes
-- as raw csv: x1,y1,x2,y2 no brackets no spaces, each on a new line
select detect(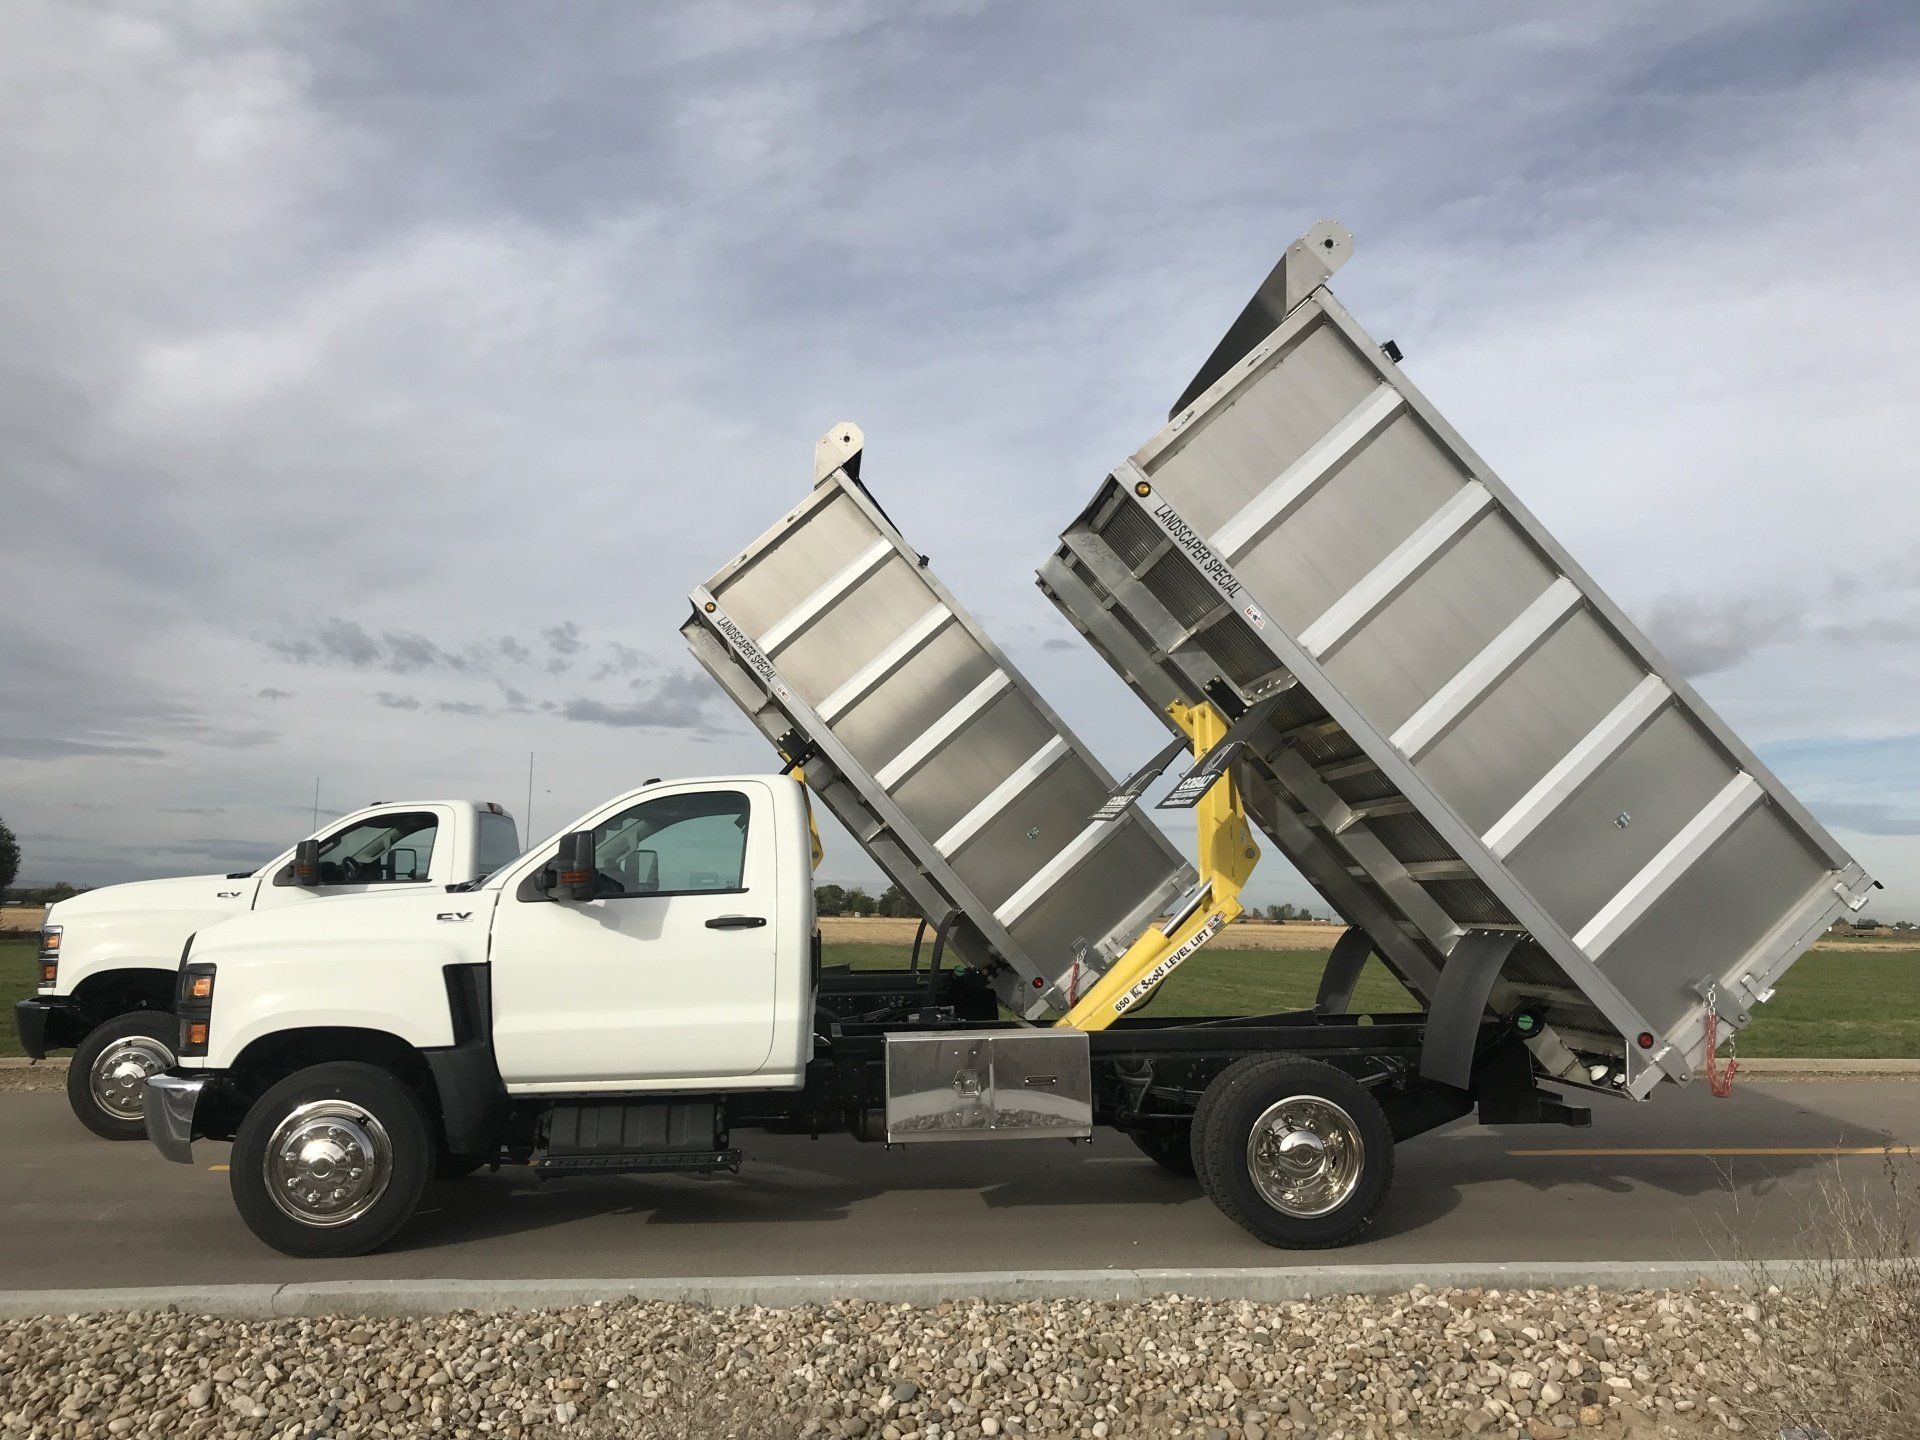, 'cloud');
432,700,486,716
1641,593,1805,678
267,618,490,674
561,673,711,729
0,736,167,761
2,2,1919,915
256,687,294,700
373,692,421,710
592,640,646,680
1814,801,1920,838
